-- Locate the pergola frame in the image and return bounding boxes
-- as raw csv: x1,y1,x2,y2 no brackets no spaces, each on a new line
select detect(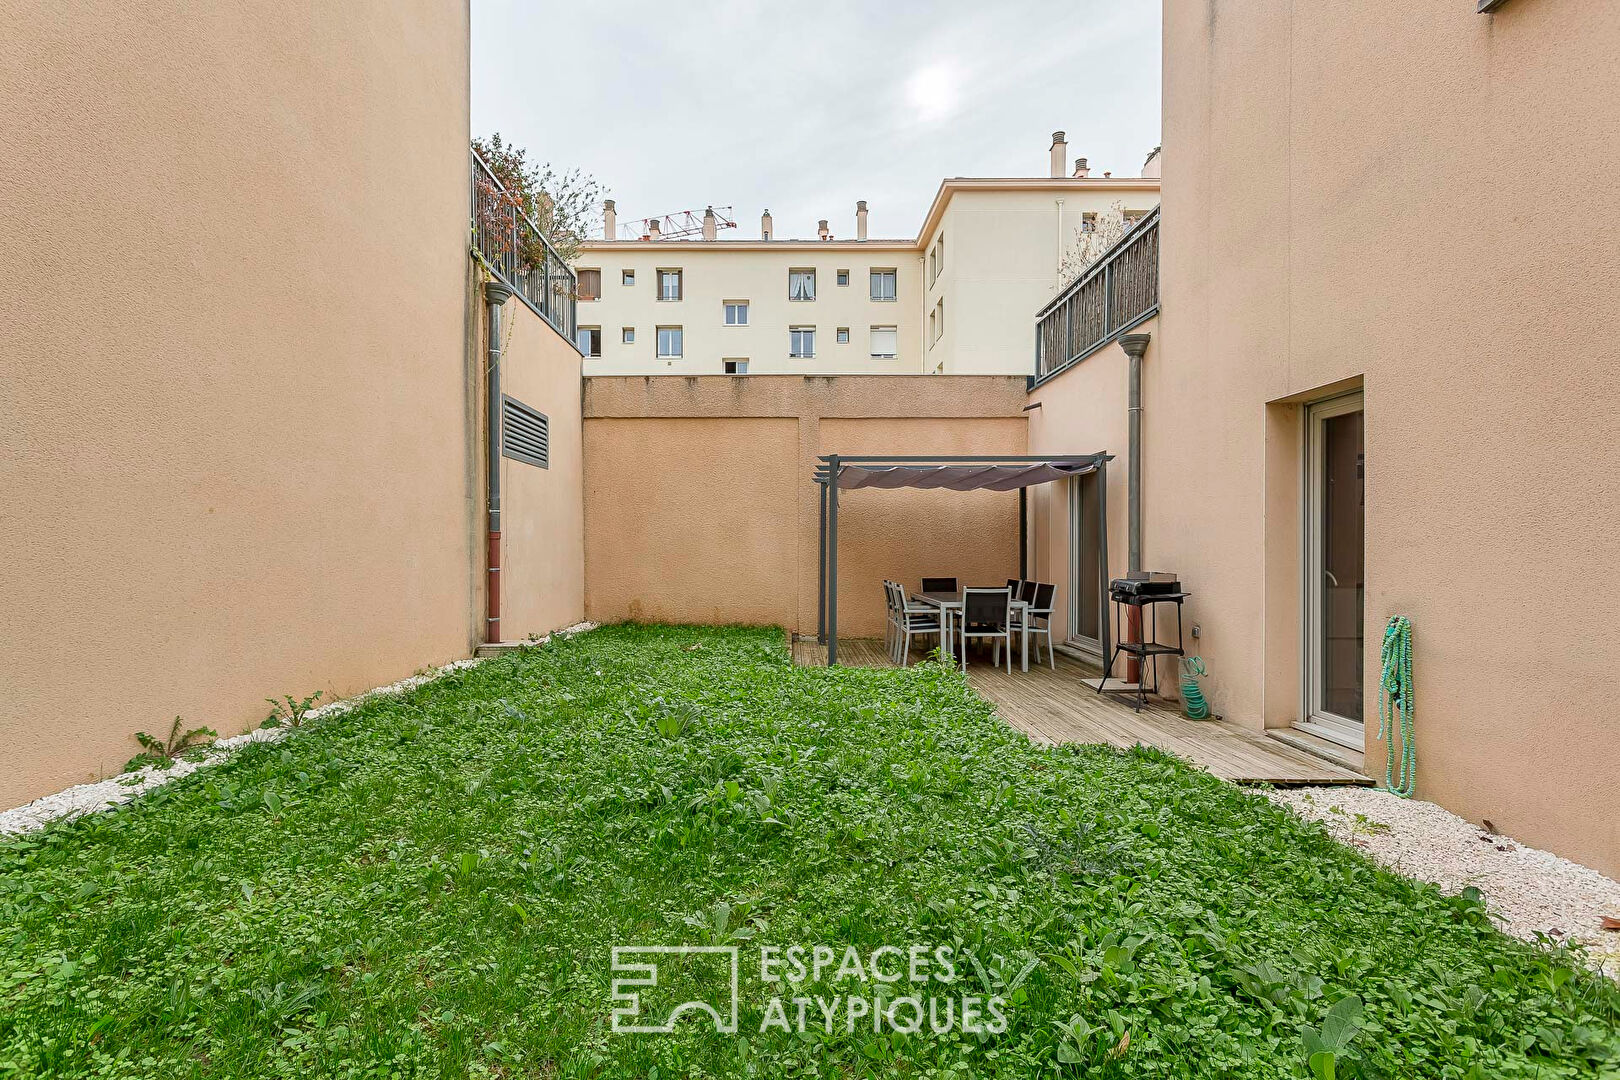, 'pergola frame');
814,453,1113,667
